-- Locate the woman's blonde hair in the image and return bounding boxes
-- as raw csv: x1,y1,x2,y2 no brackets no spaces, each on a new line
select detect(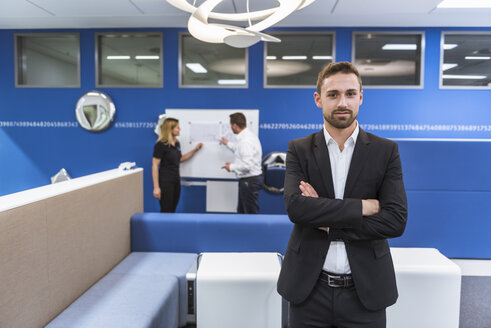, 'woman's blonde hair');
157,118,179,145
